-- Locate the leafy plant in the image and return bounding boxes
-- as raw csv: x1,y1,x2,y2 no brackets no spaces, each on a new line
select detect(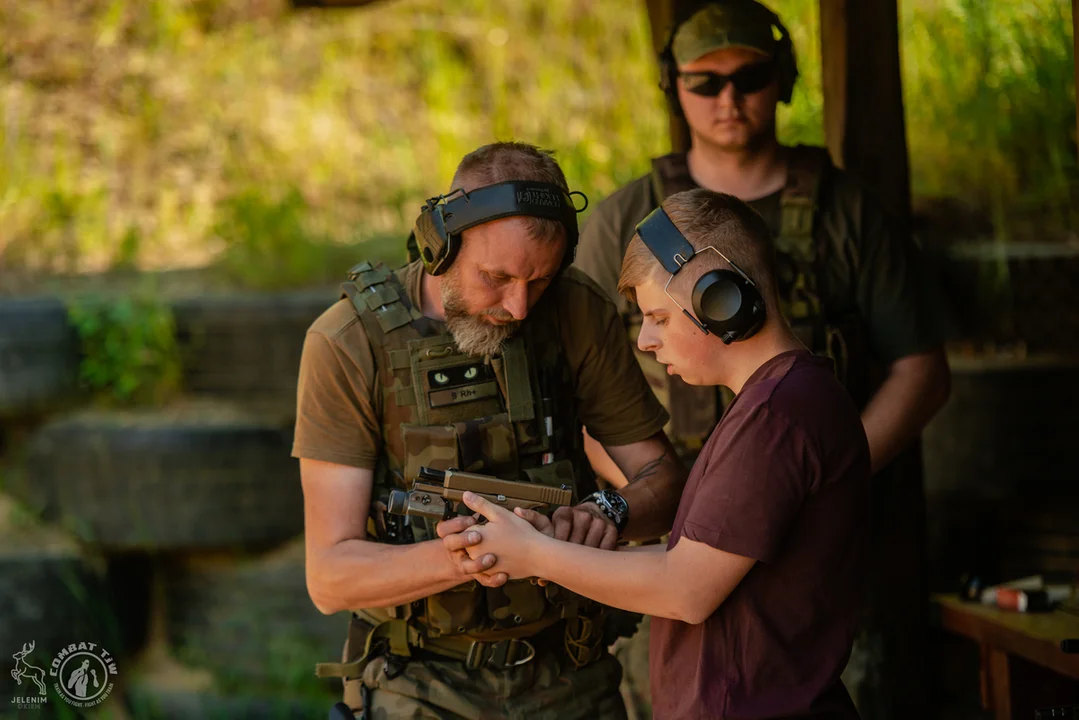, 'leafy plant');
66,292,183,406
212,186,403,290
